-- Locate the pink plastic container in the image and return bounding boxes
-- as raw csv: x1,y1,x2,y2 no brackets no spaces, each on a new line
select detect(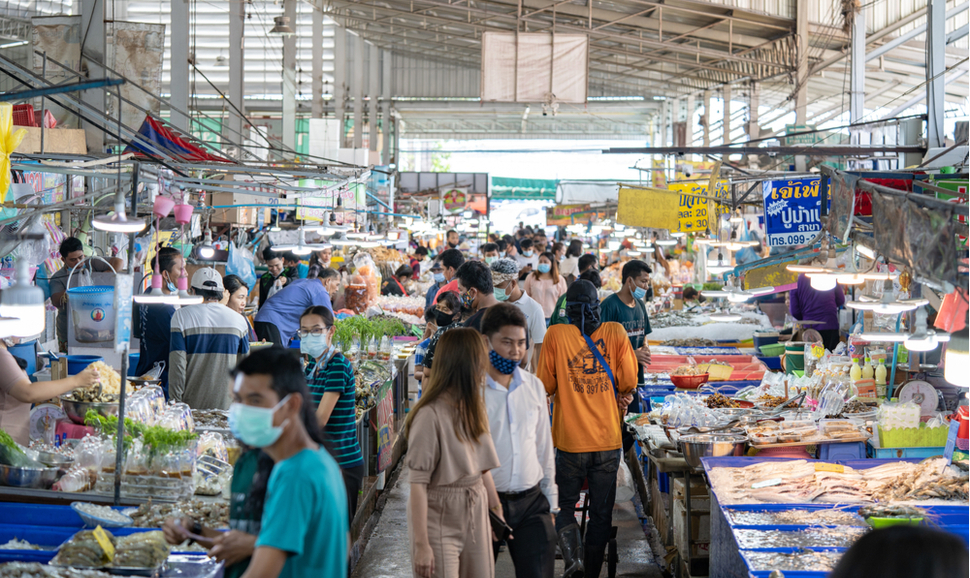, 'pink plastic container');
173,204,194,224
153,196,176,218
